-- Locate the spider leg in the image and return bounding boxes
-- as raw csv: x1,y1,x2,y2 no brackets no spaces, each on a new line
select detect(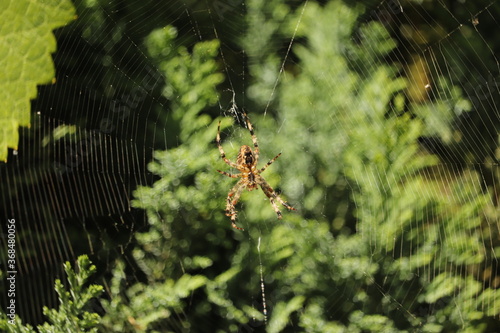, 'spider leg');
242,111,259,163
217,121,239,168
259,153,281,173
217,170,241,178
226,179,246,230
258,177,296,219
